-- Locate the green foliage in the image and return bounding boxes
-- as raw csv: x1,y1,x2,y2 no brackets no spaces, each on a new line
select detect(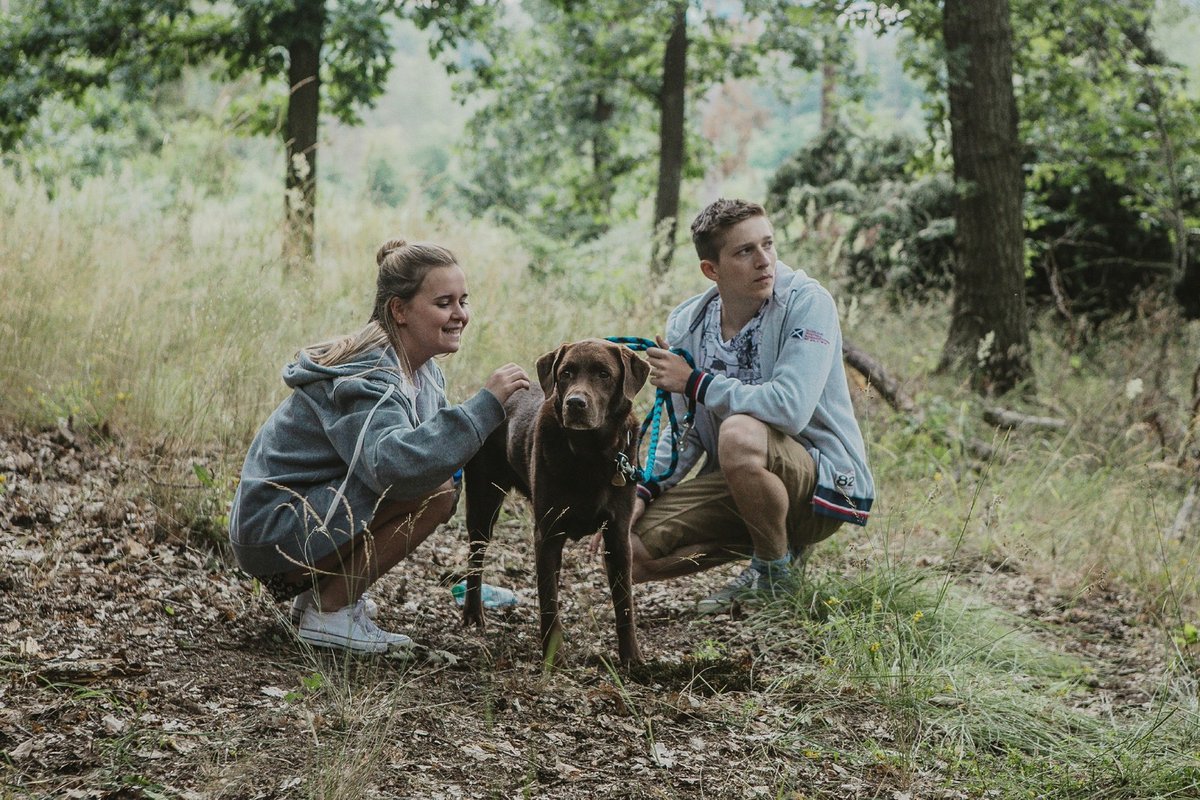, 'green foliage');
454,0,672,242
890,0,1200,318
768,126,956,301
453,0,762,245
1025,167,1182,318
366,151,409,208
